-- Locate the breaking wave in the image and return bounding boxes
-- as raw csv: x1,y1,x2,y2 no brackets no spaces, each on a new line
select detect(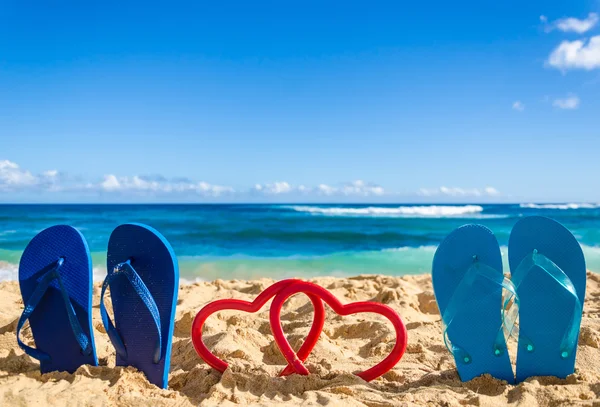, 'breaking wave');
286,205,485,217
520,203,600,210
